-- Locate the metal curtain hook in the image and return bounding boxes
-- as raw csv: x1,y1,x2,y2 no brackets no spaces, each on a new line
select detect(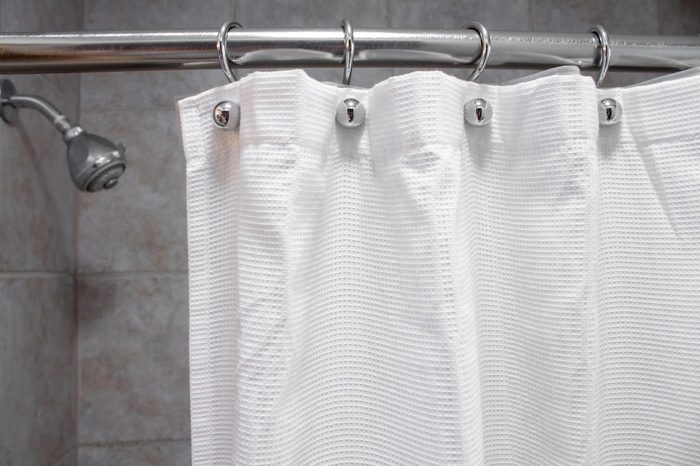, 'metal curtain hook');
217,20,243,82
465,22,491,82
341,19,355,85
589,24,611,88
